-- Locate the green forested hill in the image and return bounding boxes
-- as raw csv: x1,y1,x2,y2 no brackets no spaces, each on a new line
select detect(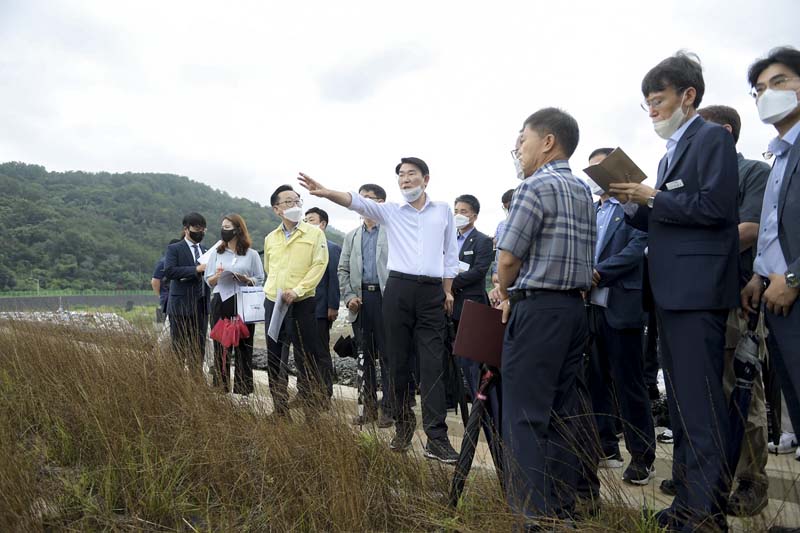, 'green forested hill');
0,162,342,291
